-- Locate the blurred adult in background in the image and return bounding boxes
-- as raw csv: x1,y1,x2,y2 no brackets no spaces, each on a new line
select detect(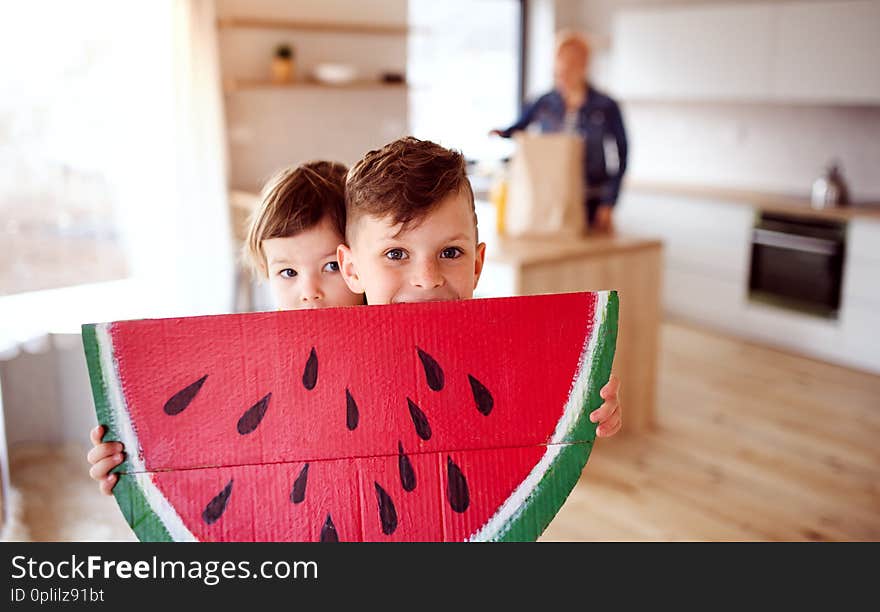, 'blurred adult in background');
491,31,628,233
